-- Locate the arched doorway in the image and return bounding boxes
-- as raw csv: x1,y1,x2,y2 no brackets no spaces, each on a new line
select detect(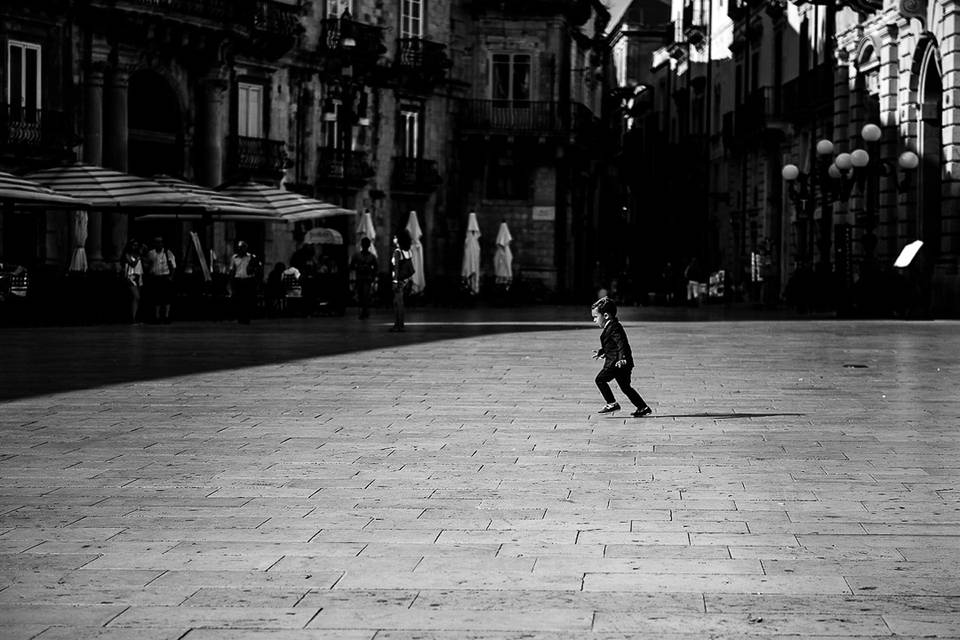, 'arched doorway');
917,44,943,258
128,71,183,178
